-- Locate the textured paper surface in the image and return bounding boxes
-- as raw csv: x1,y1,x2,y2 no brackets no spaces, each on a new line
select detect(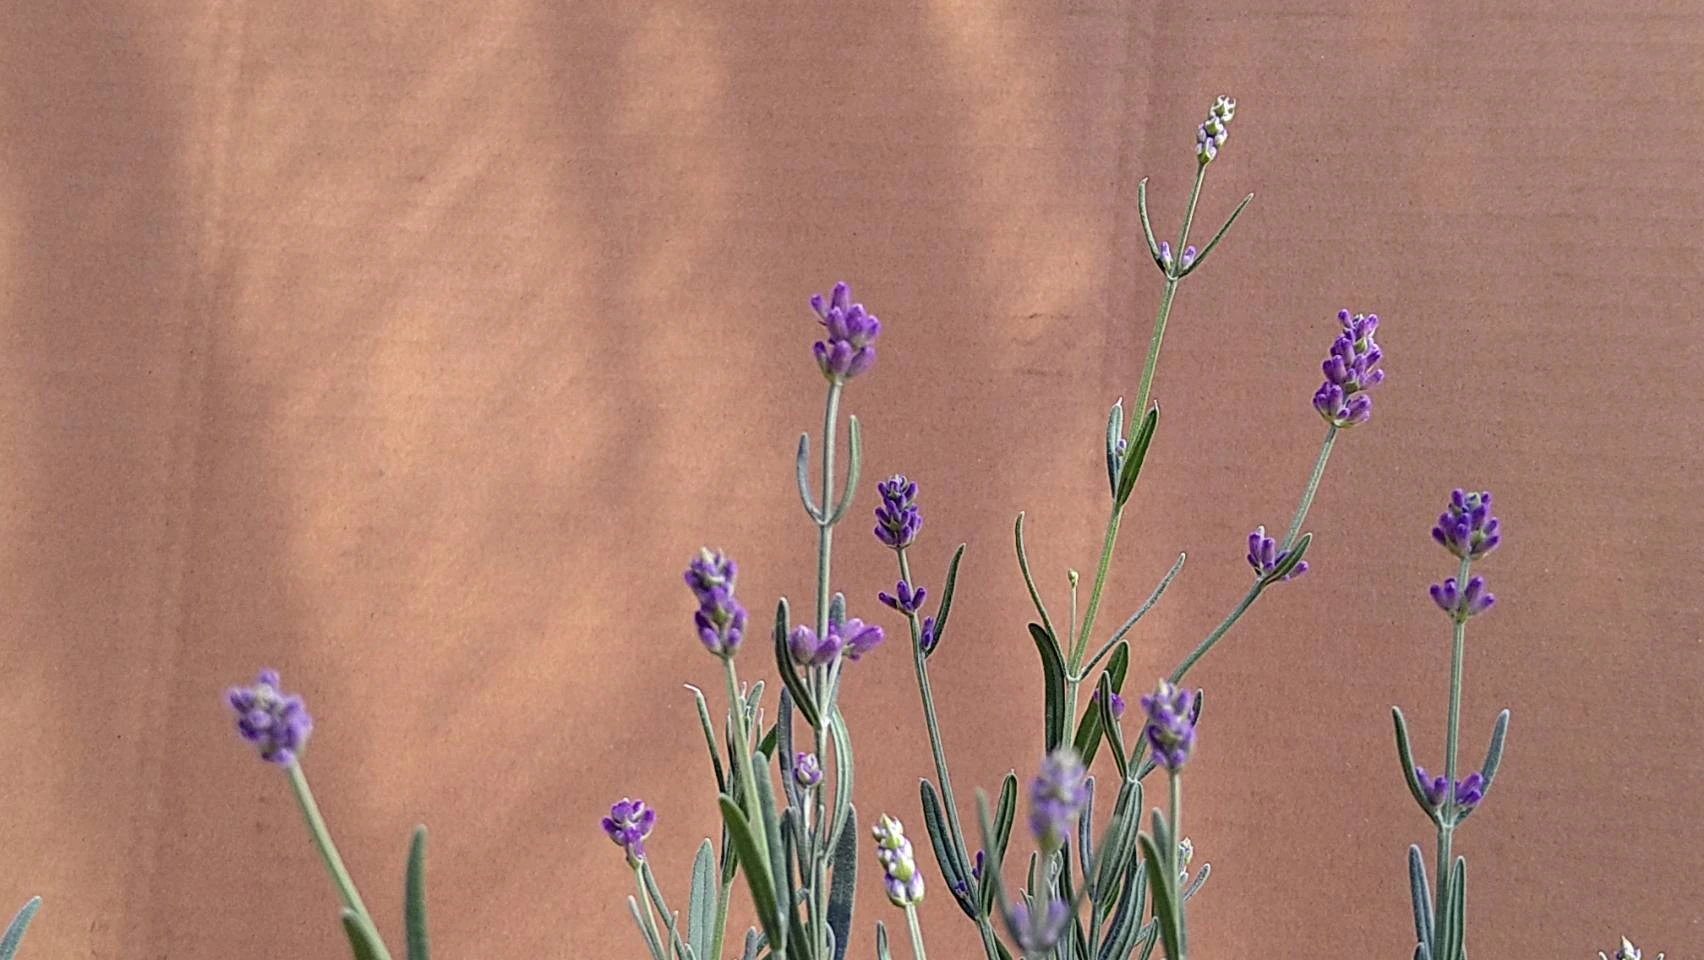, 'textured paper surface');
0,1,1699,957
